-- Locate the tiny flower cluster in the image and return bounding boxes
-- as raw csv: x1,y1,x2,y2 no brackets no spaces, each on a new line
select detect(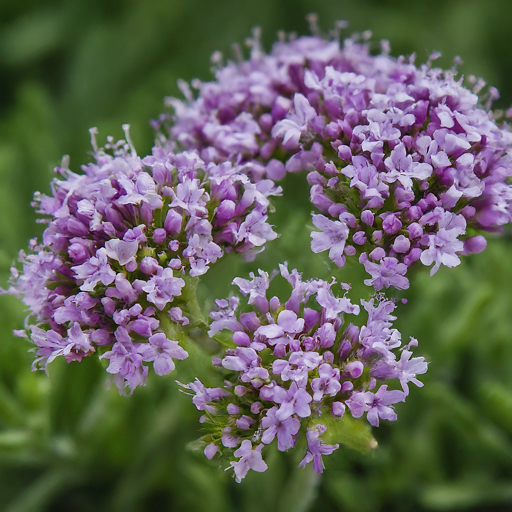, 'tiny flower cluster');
161,29,512,291
6,22,510,482
182,264,427,481
279,61,512,288
6,127,280,393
